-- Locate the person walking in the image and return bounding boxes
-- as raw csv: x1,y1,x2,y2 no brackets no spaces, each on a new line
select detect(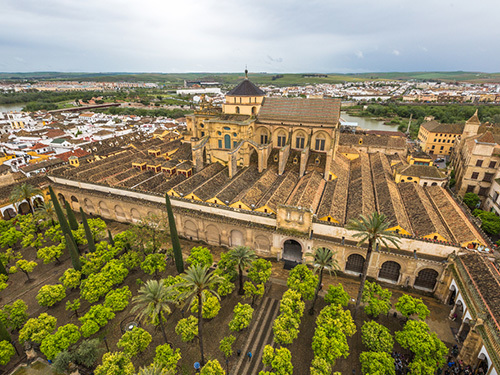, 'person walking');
247,352,252,361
